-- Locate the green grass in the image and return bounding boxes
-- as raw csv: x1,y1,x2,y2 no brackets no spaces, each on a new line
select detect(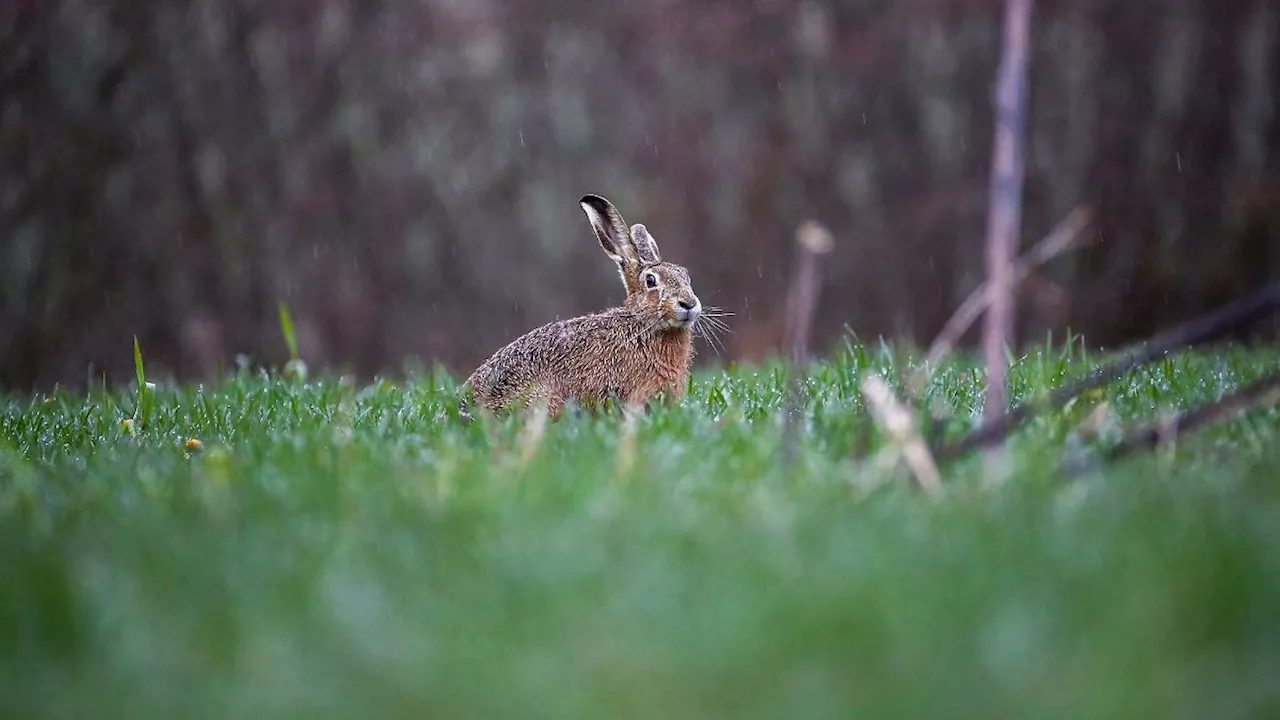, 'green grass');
2,340,1280,719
